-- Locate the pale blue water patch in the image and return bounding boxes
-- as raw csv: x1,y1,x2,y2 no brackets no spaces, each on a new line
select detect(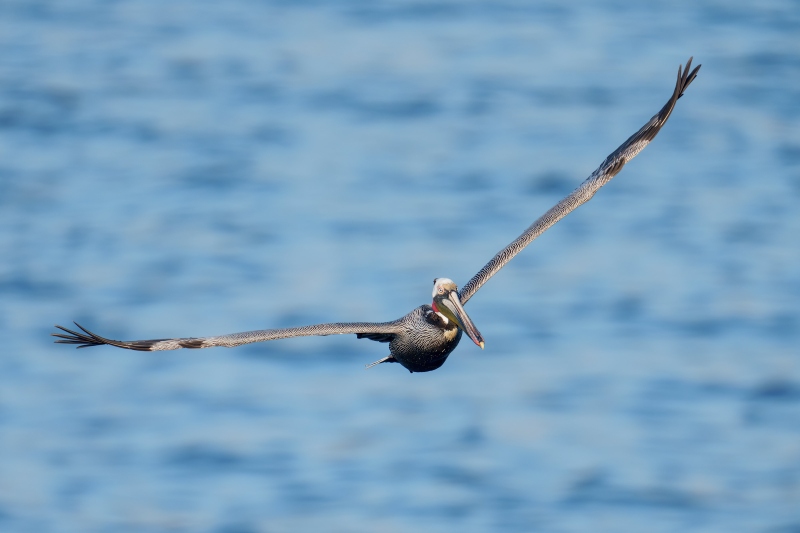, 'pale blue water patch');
1,1,799,532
